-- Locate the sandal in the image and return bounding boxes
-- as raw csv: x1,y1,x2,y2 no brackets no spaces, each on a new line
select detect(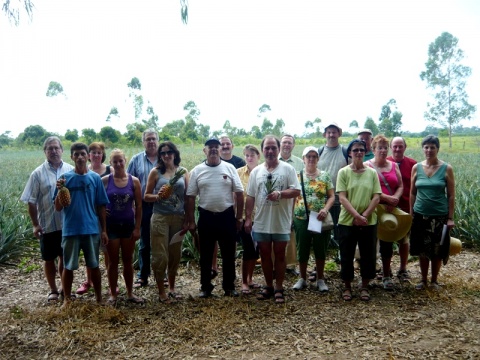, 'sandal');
360,288,371,301
342,288,352,301
274,289,285,304
47,291,60,302
133,279,148,288
382,277,394,291
248,283,261,289
107,297,117,306
159,296,173,304
127,296,145,304
415,280,427,290
256,286,274,300
168,292,183,300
